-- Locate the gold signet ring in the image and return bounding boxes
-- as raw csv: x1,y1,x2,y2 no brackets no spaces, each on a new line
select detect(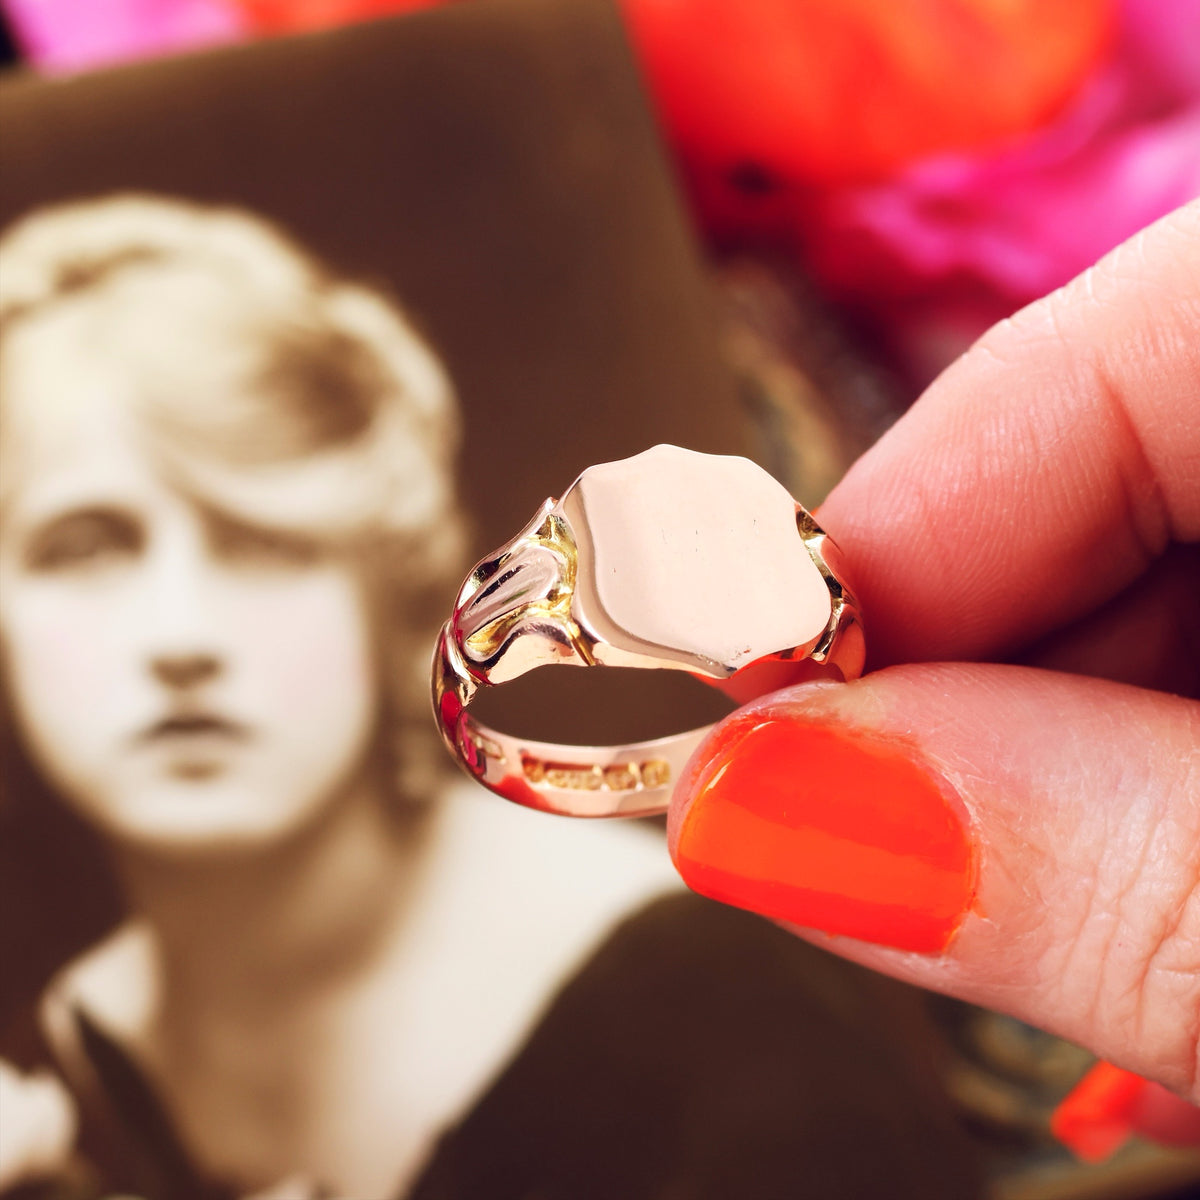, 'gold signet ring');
432,445,865,817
